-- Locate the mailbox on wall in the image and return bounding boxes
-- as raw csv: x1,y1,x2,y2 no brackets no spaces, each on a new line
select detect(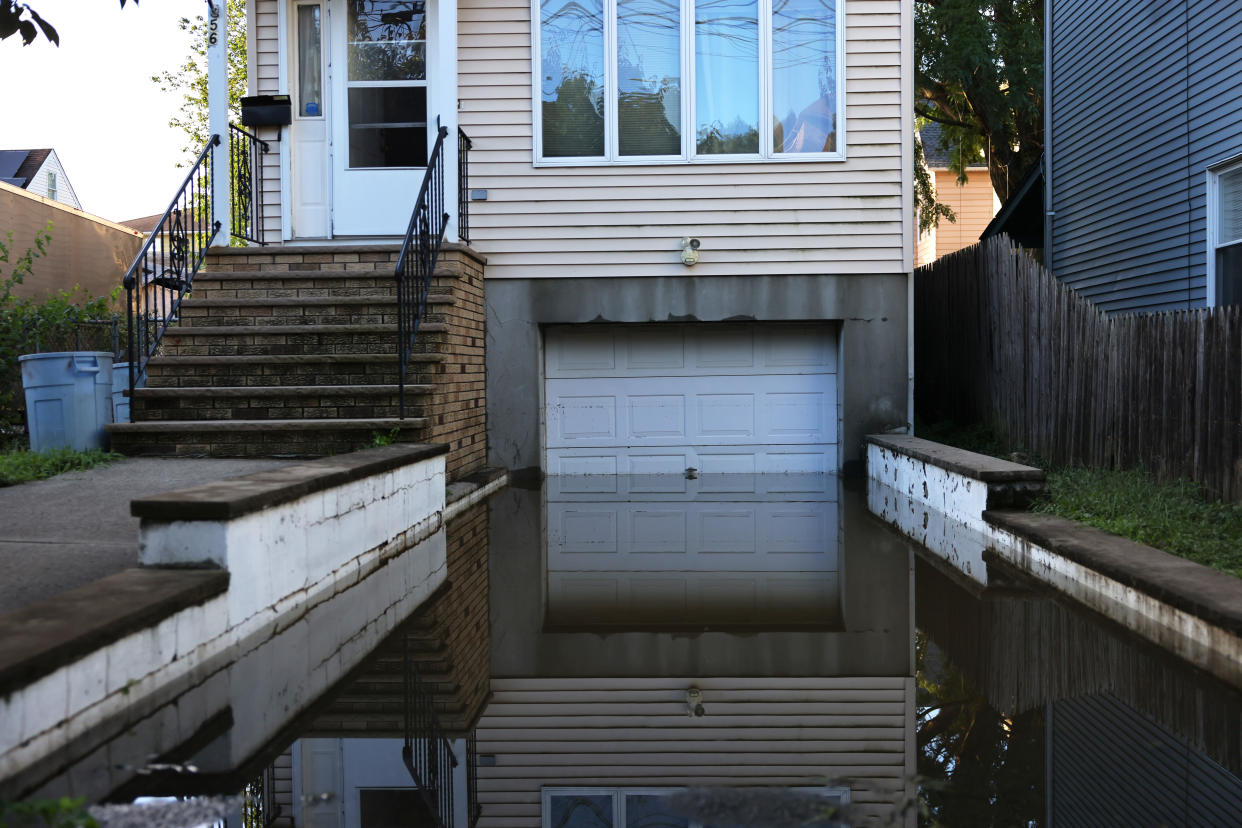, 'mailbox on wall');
240,95,292,127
